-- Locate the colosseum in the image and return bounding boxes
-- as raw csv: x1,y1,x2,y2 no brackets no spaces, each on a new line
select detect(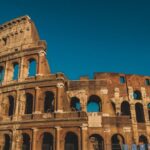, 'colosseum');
0,15,149,150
